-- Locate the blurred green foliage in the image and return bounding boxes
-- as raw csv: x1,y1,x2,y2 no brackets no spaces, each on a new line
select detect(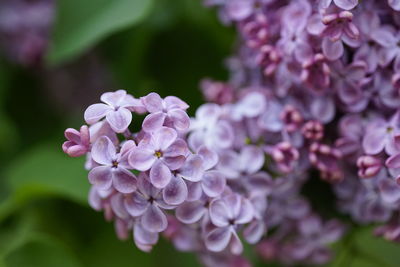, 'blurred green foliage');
0,0,399,266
